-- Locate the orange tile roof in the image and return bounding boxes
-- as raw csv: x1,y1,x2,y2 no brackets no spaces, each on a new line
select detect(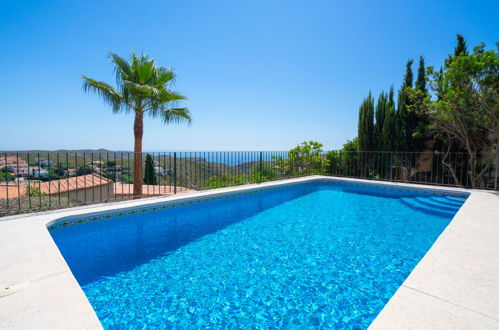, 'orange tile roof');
0,174,112,199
